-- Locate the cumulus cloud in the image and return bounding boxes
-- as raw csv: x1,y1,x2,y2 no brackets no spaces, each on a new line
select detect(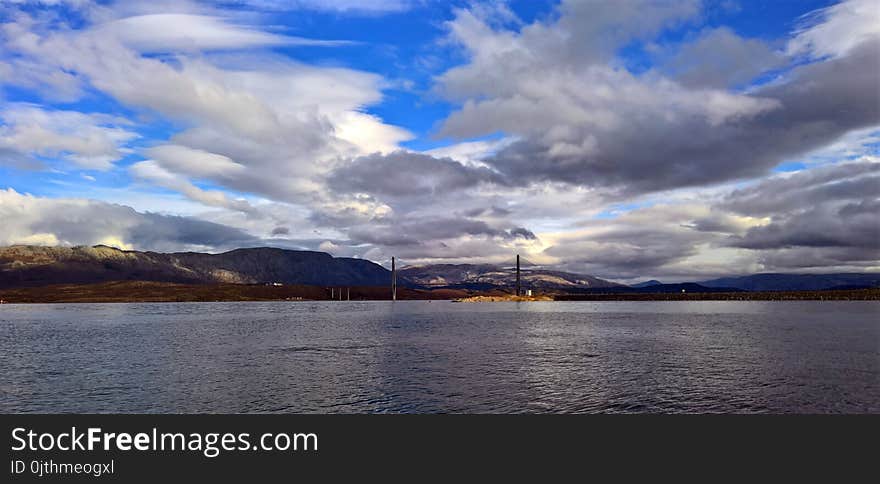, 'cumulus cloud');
1,3,411,209
538,159,879,279
541,203,734,279
722,159,880,267
733,201,879,251
721,160,880,215
326,151,505,198
437,0,880,195
657,26,784,88
349,217,535,247
0,188,258,252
